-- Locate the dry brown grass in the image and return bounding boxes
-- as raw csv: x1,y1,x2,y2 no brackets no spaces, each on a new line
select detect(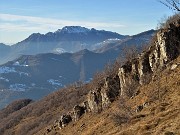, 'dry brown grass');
0,83,90,135
0,56,179,135
41,56,180,135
